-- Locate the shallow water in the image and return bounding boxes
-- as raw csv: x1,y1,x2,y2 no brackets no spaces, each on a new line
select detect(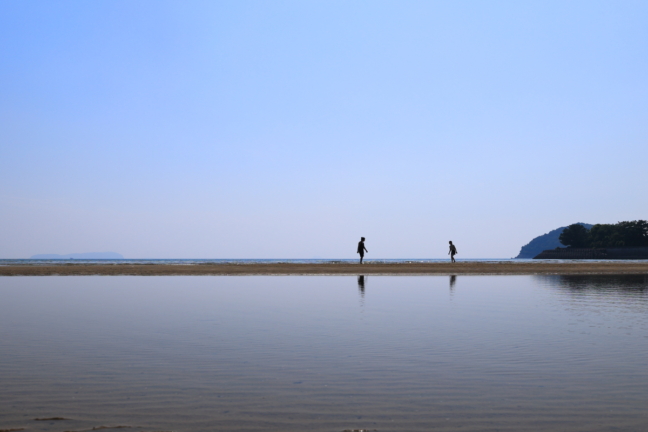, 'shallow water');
1,275,647,432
